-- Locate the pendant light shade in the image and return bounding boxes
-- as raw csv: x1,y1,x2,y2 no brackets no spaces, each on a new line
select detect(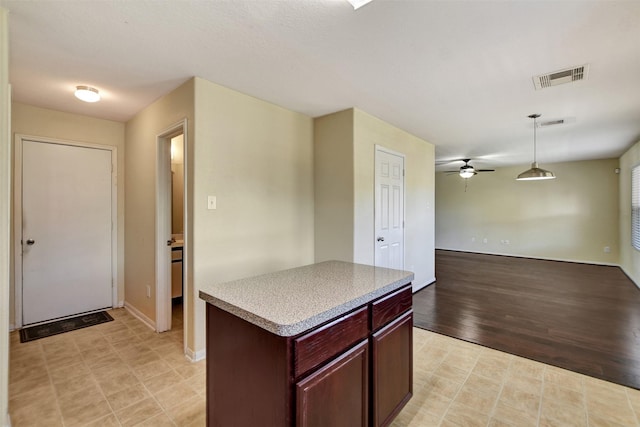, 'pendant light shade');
516,114,555,181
